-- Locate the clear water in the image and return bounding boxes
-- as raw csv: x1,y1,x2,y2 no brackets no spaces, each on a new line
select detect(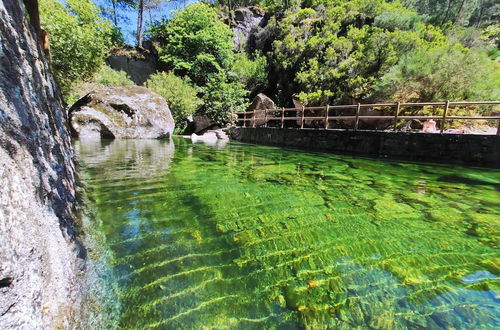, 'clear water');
75,138,499,329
